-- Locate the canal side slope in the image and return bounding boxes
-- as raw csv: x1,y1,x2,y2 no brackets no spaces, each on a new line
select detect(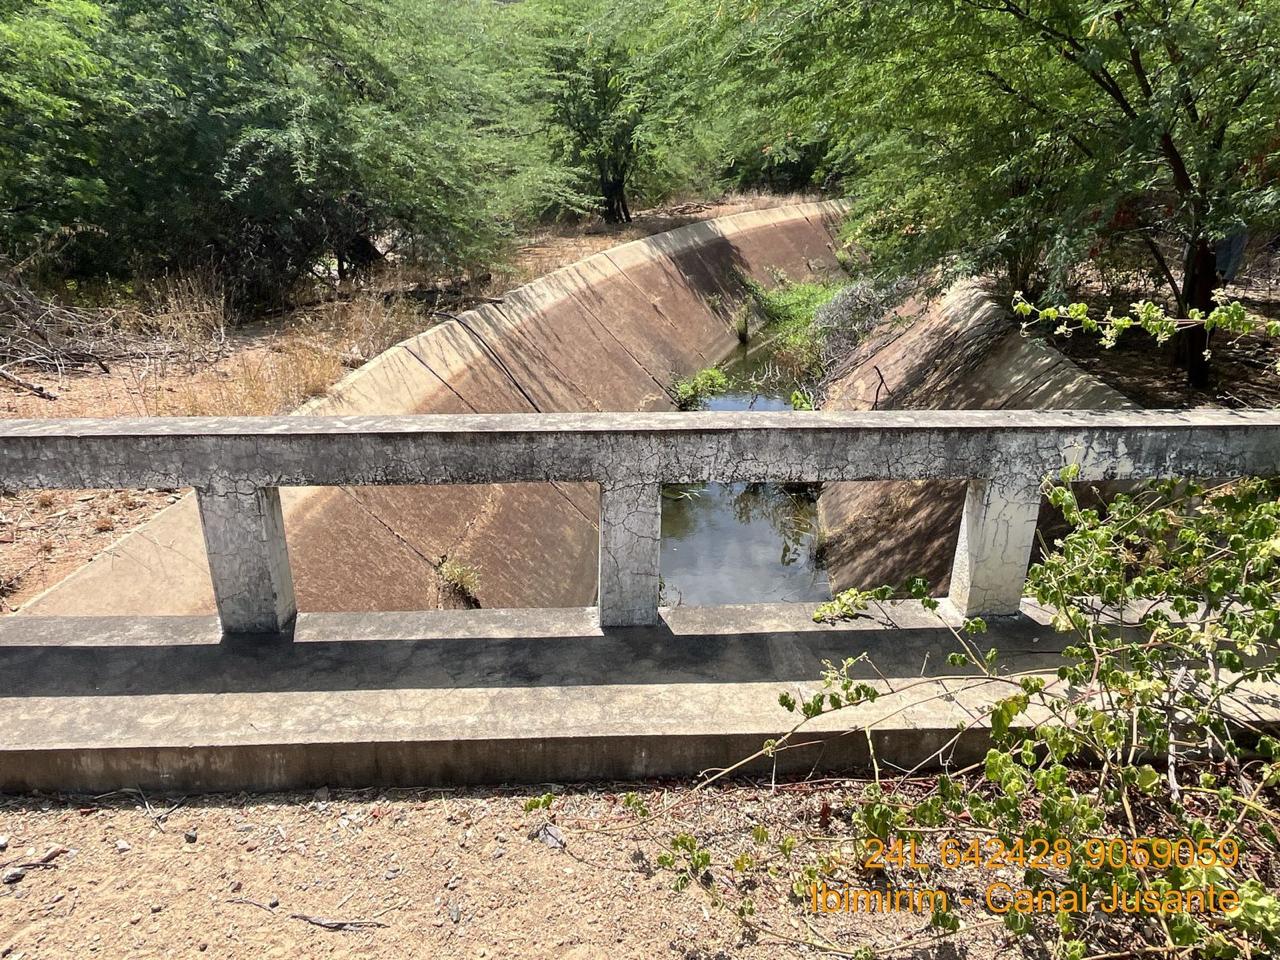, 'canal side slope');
816,280,1135,595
